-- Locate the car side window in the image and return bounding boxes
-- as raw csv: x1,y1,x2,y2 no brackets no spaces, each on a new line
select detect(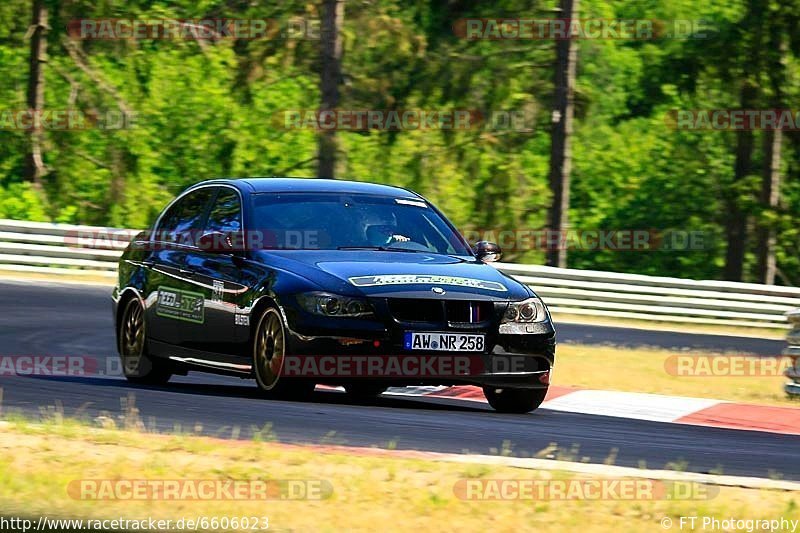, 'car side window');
205,189,242,235
156,188,215,246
